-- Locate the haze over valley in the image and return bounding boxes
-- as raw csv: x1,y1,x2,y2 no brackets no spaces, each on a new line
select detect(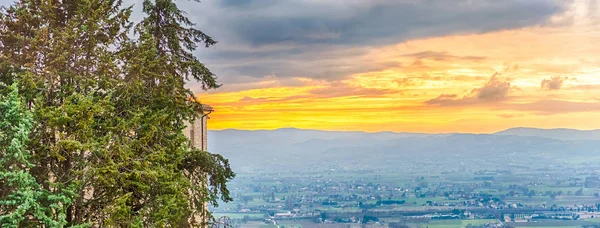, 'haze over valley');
210,127,600,173
210,128,600,228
